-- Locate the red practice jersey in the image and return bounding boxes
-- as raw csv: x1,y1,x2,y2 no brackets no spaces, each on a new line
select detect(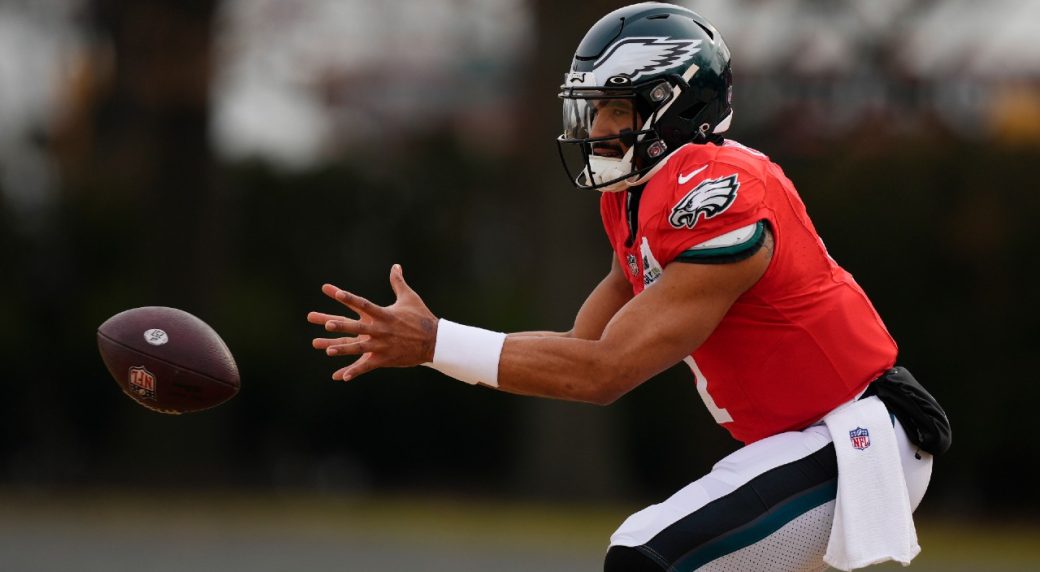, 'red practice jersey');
601,140,897,444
